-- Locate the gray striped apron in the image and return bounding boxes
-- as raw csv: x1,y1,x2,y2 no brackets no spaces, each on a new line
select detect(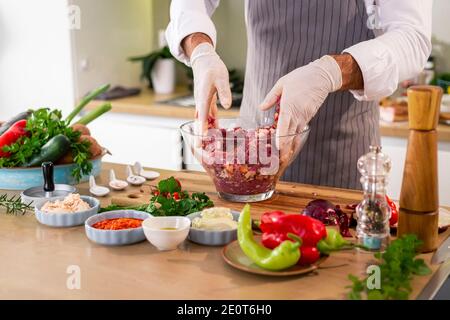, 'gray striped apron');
240,0,380,190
